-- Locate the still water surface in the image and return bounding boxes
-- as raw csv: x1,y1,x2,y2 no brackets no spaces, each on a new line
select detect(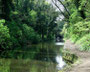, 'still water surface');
1,42,66,72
